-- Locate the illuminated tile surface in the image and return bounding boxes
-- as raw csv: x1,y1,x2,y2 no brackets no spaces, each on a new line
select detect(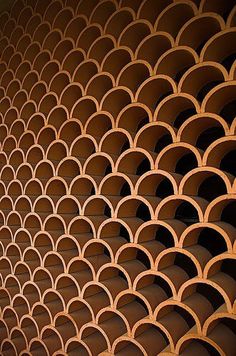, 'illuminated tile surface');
0,0,236,355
